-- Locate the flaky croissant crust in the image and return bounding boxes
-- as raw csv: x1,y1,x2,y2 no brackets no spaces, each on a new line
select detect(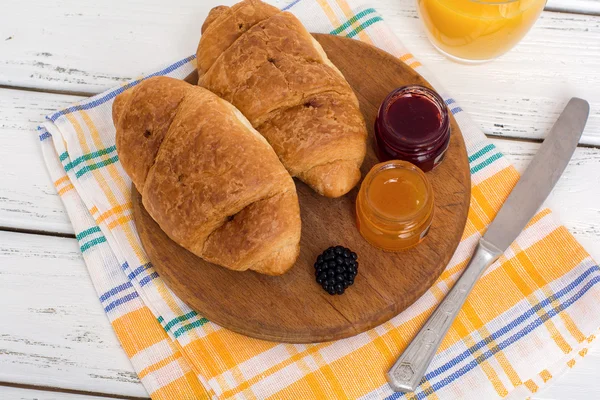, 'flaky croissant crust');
113,76,301,275
197,0,368,198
